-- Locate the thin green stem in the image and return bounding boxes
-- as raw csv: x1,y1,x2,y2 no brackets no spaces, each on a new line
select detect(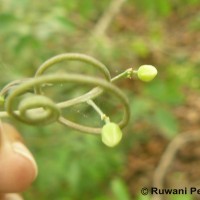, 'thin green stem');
87,100,105,118
111,68,136,81
87,99,110,124
85,68,135,123
57,68,136,110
